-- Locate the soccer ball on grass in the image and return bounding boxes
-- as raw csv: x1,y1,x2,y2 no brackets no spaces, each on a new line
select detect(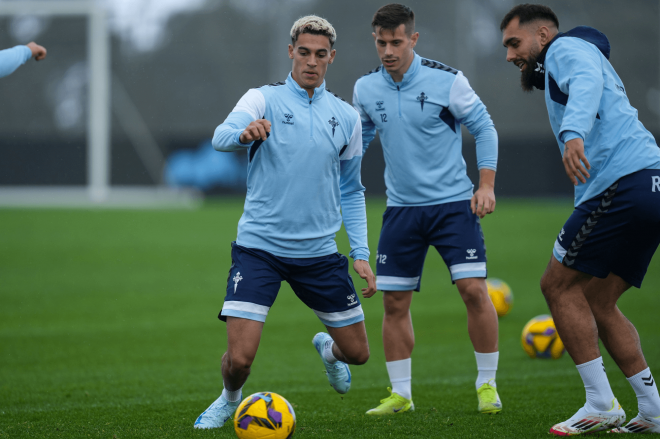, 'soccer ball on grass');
486,278,513,317
234,392,296,439
521,314,565,359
